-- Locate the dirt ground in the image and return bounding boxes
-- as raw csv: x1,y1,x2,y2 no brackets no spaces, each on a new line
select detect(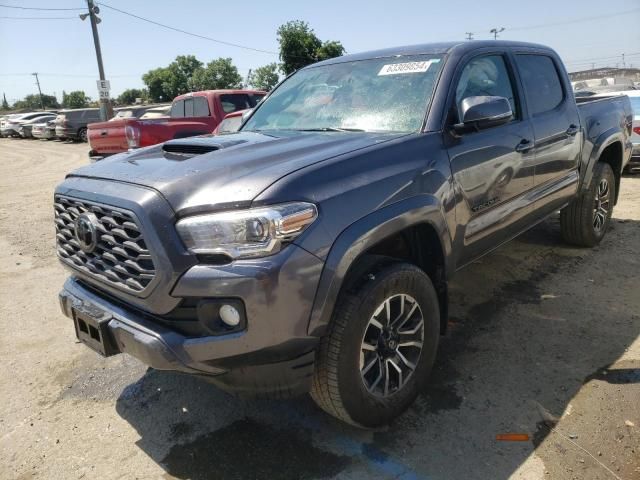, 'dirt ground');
0,138,638,480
